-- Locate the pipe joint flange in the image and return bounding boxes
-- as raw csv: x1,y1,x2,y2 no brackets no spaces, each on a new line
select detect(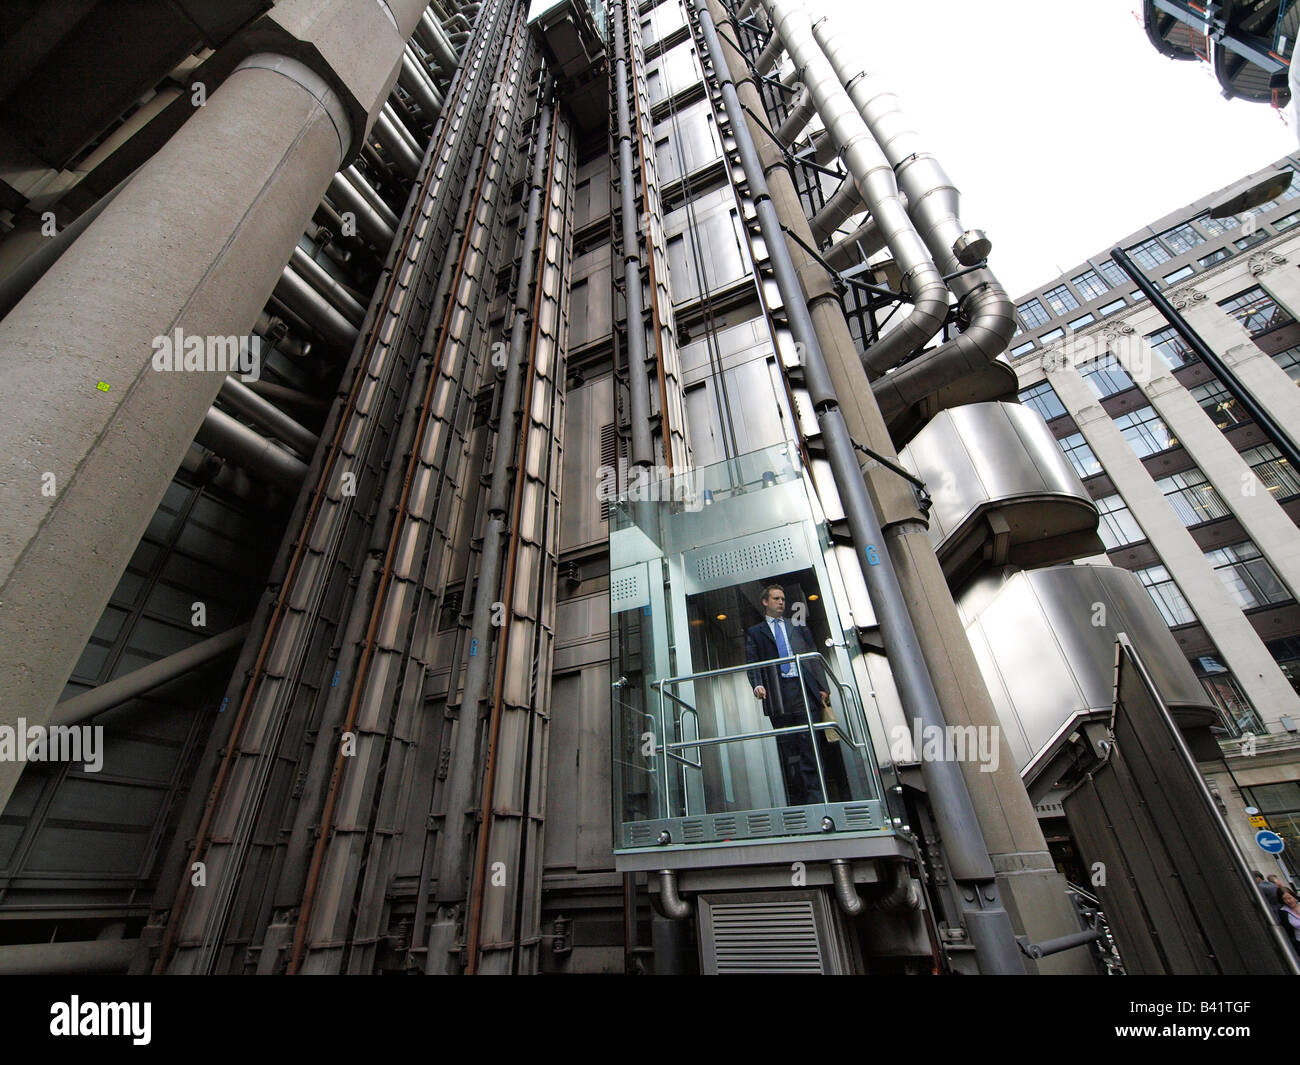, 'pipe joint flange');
953,229,992,267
